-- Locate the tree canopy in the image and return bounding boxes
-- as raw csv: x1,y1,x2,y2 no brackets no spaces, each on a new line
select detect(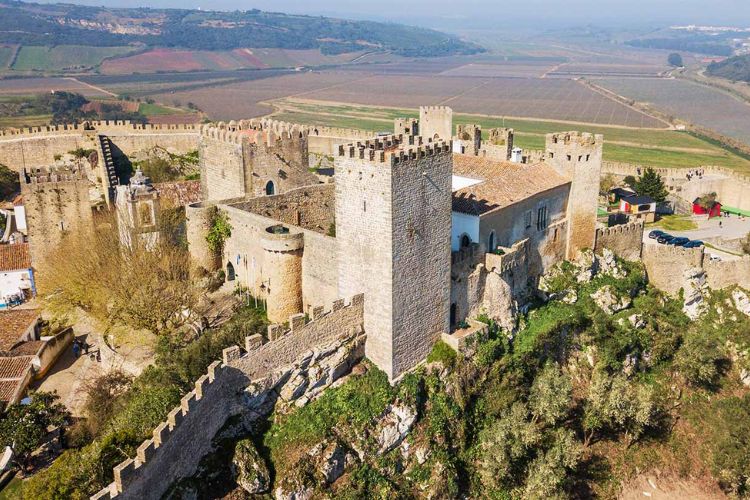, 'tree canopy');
634,168,669,202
